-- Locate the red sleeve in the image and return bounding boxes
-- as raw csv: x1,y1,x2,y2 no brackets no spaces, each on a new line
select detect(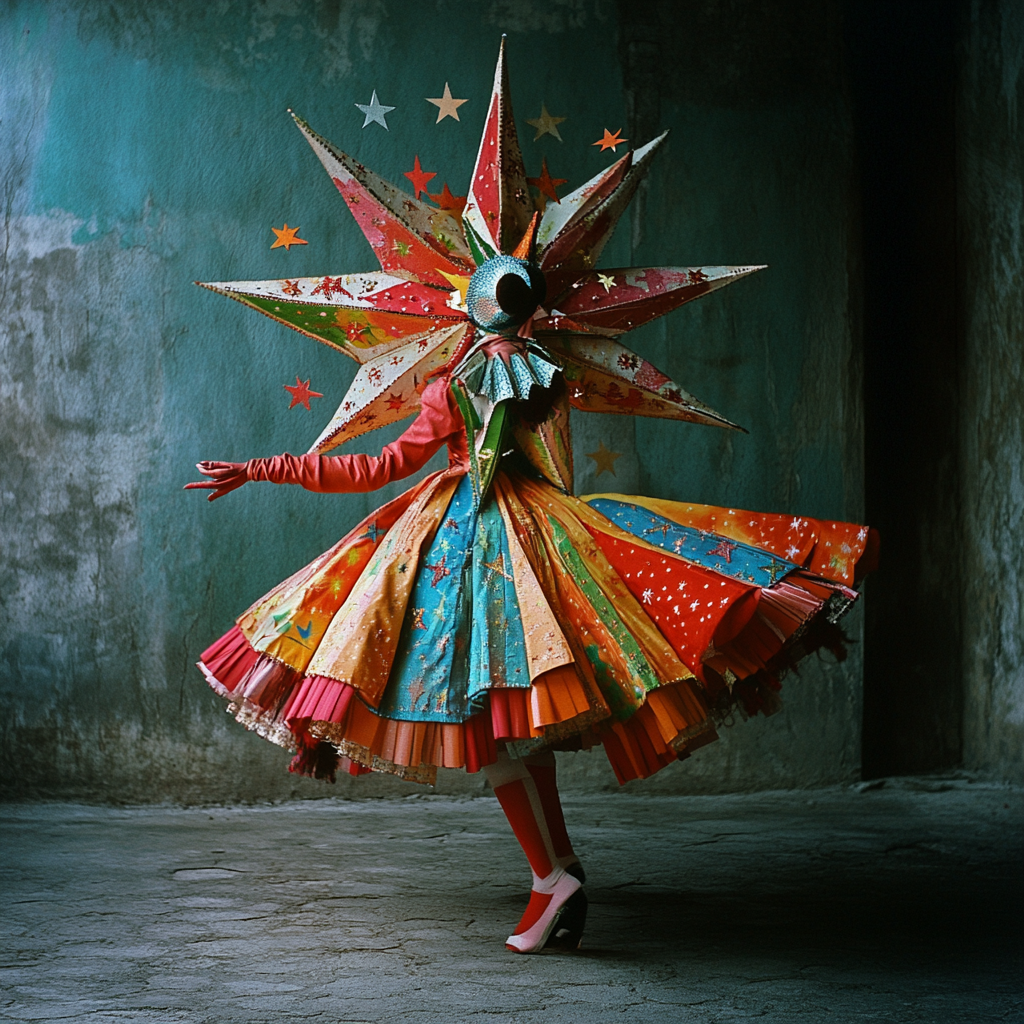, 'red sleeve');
245,378,461,494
